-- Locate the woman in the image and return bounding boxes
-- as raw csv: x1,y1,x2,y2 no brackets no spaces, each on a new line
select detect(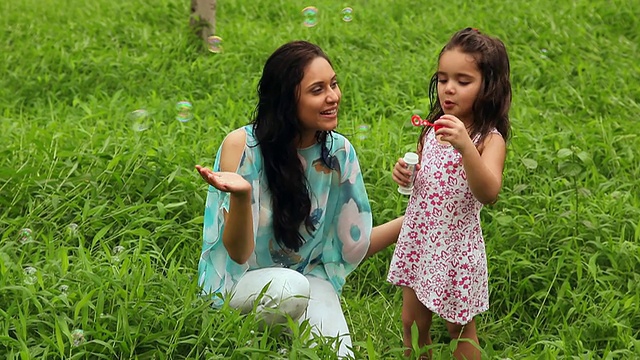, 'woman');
195,40,402,358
